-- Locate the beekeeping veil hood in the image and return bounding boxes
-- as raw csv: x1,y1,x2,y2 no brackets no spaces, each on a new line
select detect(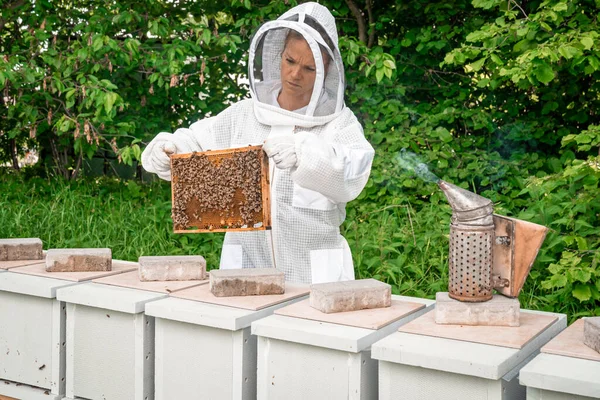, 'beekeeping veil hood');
249,2,345,125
